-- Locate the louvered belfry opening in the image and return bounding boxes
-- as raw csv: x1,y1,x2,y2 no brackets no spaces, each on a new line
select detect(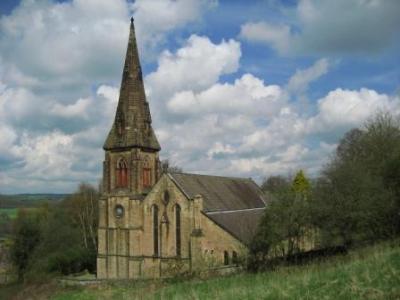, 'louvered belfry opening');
143,167,151,188
116,159,128,188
